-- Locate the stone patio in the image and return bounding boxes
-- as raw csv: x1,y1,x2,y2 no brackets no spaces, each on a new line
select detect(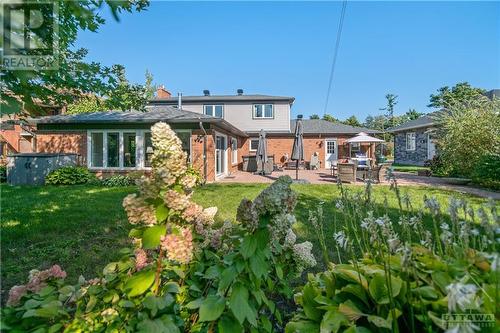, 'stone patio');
219,169,500,199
